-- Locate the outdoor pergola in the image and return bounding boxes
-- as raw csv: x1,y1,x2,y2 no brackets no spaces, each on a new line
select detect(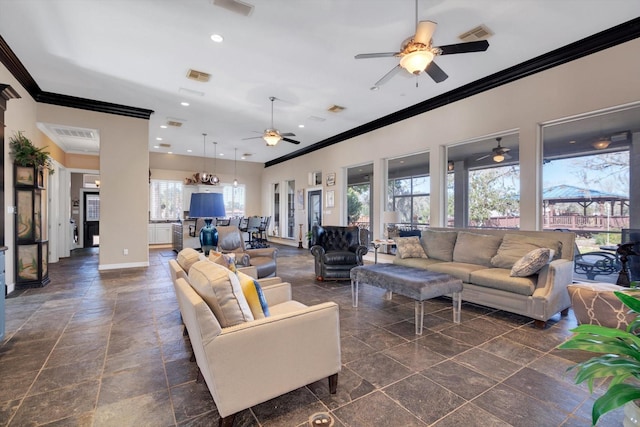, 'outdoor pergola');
543,184,629,216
